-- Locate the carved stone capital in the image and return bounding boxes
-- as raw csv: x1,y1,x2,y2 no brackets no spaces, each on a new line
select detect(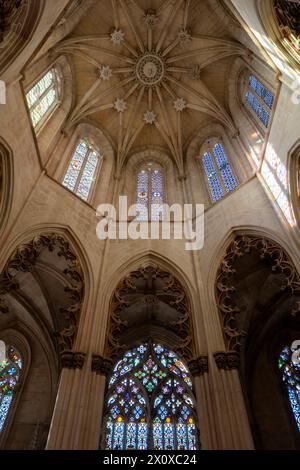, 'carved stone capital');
92,355,113,376
188,356,209,376
60,351,86,369
214,351,240,370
